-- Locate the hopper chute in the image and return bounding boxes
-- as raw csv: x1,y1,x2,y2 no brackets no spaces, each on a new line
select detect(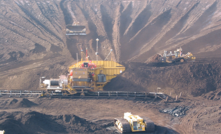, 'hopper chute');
66,25,86,35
